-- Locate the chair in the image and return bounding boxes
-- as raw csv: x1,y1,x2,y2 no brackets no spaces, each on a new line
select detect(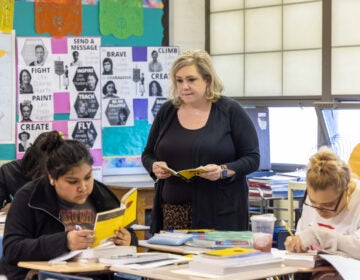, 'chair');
38,271,93,280
348,143,360,177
